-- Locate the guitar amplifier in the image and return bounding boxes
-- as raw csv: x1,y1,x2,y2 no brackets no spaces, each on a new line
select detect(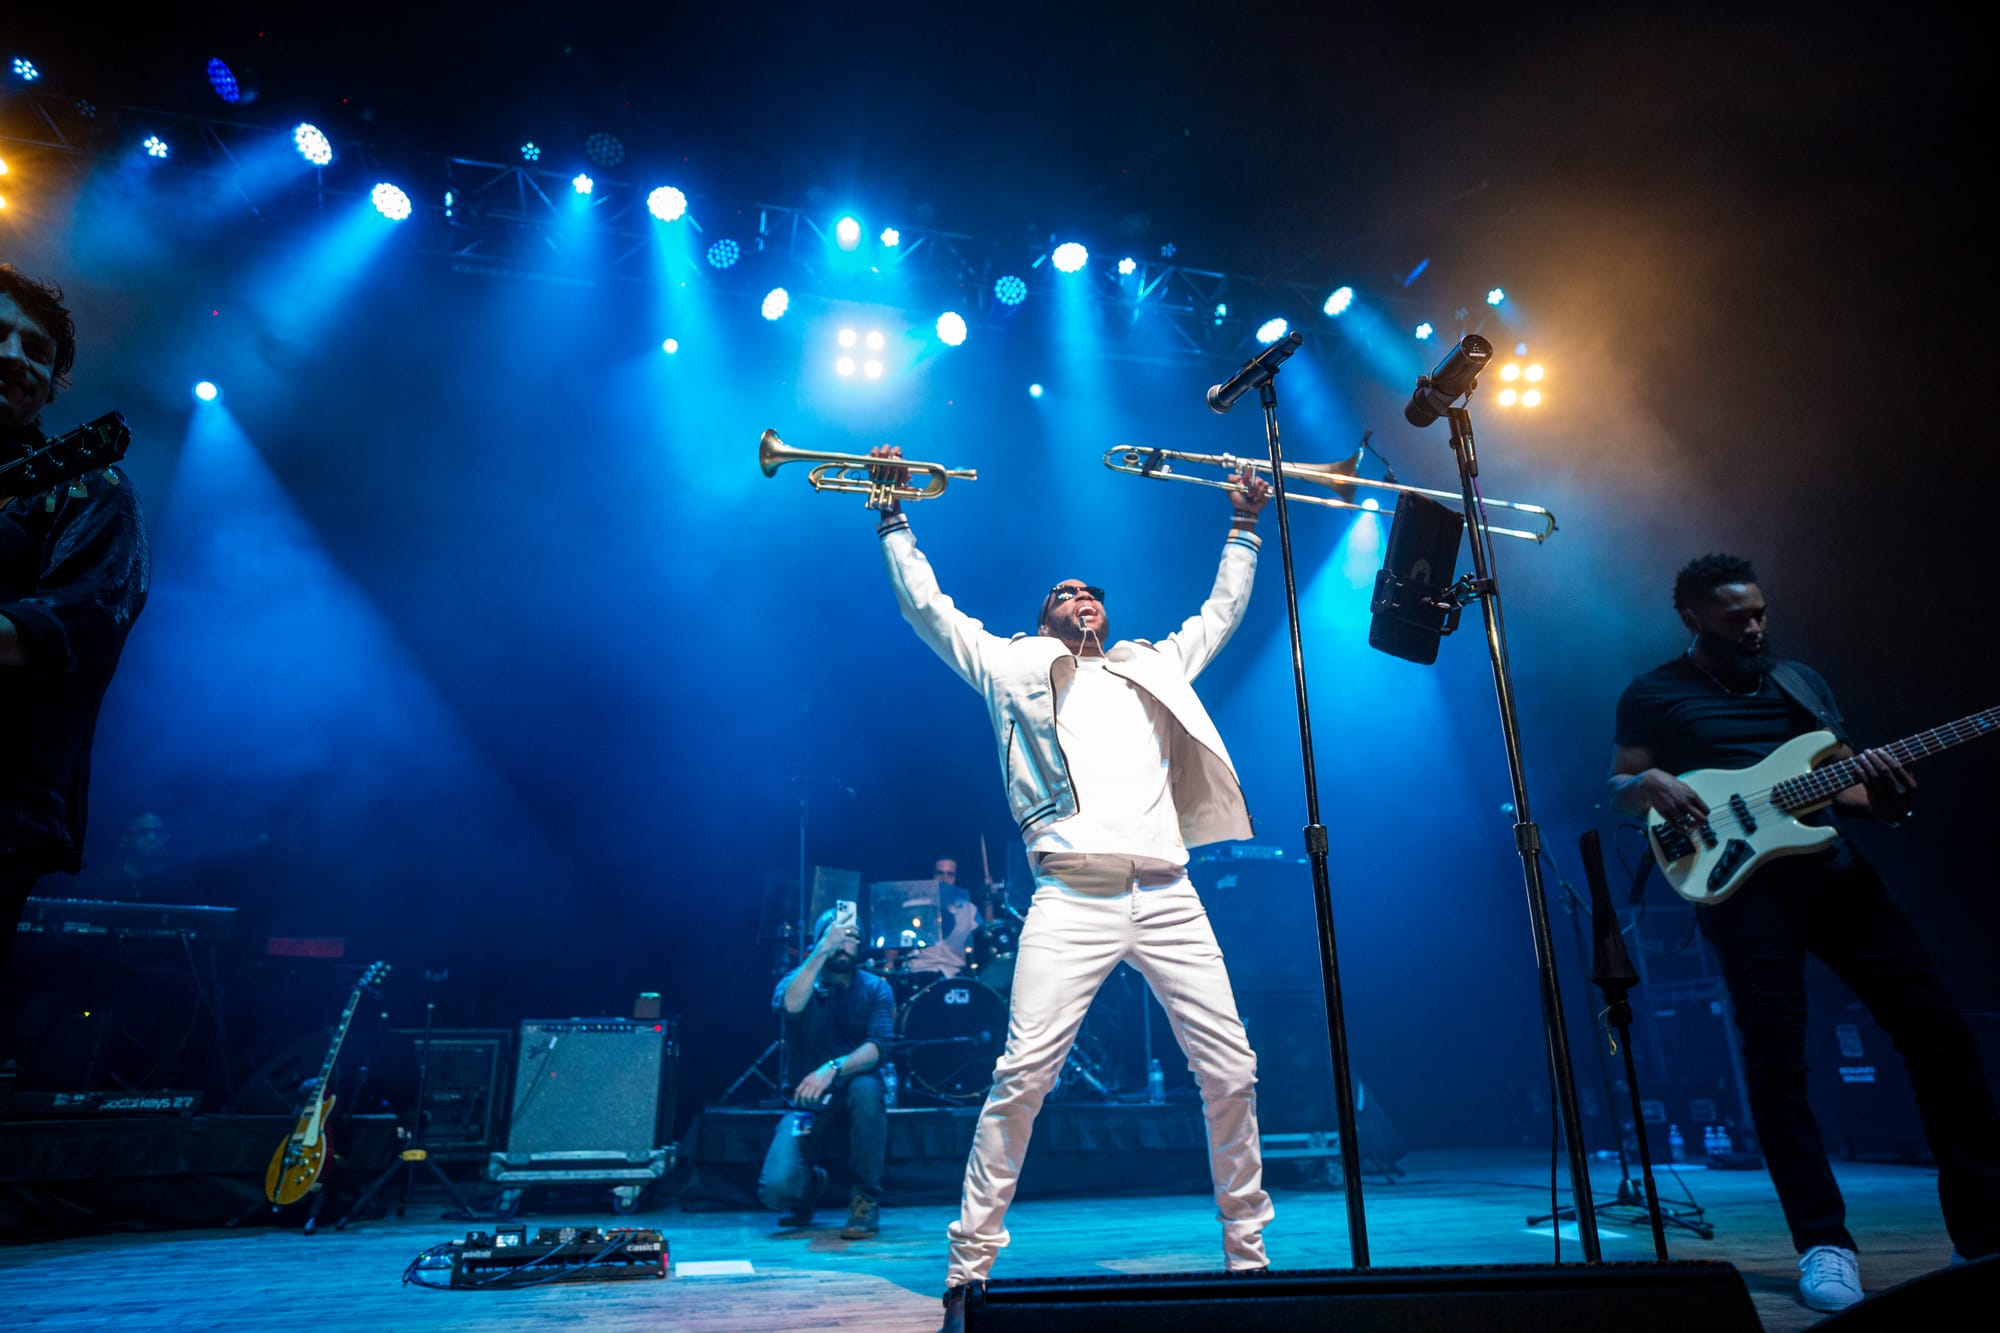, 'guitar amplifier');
501,1019,676,1157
